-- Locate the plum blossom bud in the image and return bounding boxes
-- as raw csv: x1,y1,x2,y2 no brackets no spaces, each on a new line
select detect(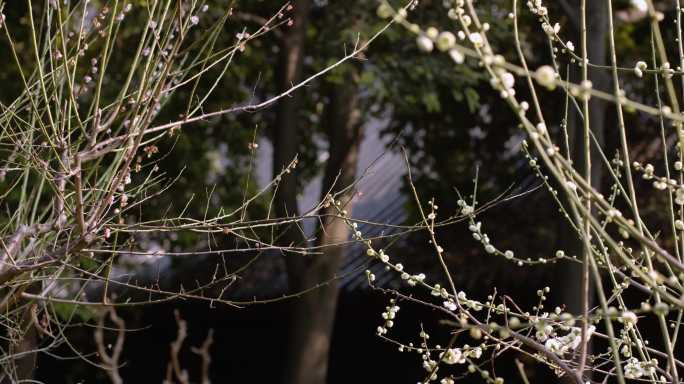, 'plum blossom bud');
535,65,556,90
676,188,684,205
394,8,407,21
468,32,483,47
542,22,560,36
661,62,674,79
621,311,638,328
500,72,515,89
436,31,456,51
578,79,593,100
448,48,465,64
653,302,669,316
461,205,474,215
426,27,439,40
416,35,434,53
634,61,647,78
376,3,393,18
675,220,684,230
